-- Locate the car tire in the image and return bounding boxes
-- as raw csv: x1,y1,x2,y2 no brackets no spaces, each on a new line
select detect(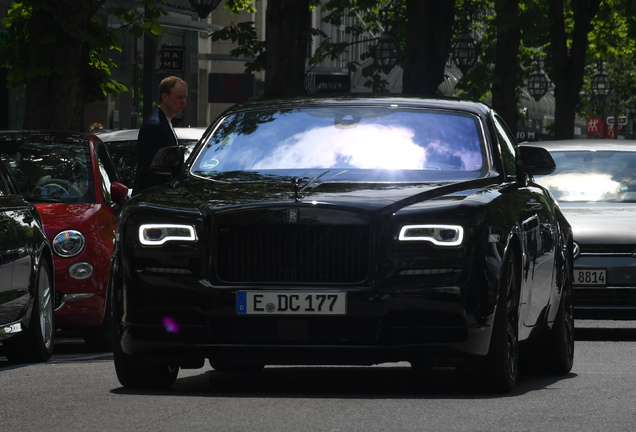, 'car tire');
4,259,54,363
484,253,519,392
545,258,575,375
459,253,519,393
113,346,179,389
110,275,178,389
